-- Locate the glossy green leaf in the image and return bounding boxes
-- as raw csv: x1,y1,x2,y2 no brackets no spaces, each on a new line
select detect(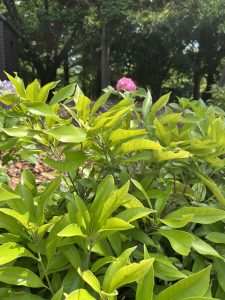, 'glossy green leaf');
165,207,225,224
0,267,44,288
45,150,86,172
109,129,146,144
155,266,211,300
99,217,134,232
142,89,152,119
0,242,35,265
91,256,116,273
25,102,57,117
51,287,63,300
78,269,101,293
157,230,195,256
49,84,75,105
160,214,194,228
38,81,59,102
90,91,111,115
192,237,223,259
149,92,171,116
25,79,40,101
76,94,91,122
121,139,163,153
45,124,86,143
5,72,26,97
67,289,96,300
206,232,225,243
105,258,154,293
136,258,154,300
0,183,20,201
58,224,87,238
116,207,154,222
